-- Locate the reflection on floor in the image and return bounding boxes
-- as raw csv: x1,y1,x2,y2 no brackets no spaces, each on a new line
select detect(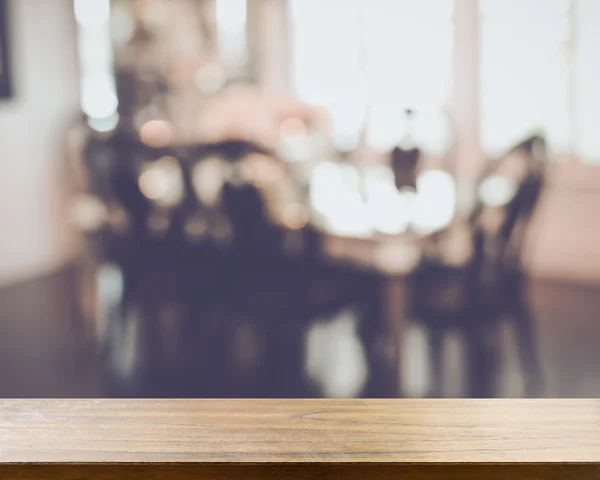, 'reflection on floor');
1,263,599,398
